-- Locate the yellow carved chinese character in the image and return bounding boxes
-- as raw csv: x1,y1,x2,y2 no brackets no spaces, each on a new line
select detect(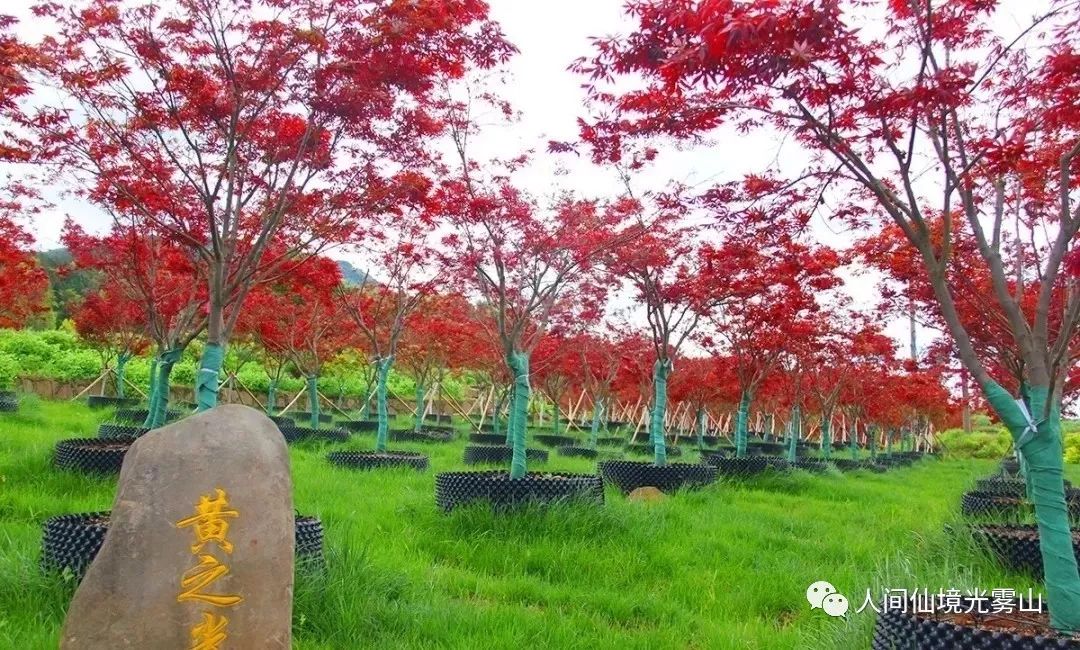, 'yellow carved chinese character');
176,488,239,553
190,611,228,650
178,554,243,607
